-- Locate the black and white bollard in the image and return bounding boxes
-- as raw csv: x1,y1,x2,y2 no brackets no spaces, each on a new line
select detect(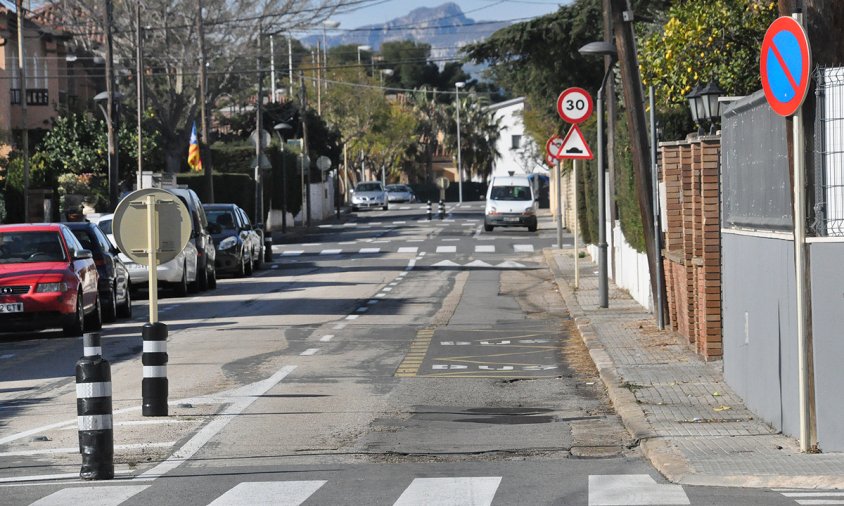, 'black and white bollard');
142,322,168,416
264,234,273,263
426,200,432,221
76,332,114,480
438,200,446,220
